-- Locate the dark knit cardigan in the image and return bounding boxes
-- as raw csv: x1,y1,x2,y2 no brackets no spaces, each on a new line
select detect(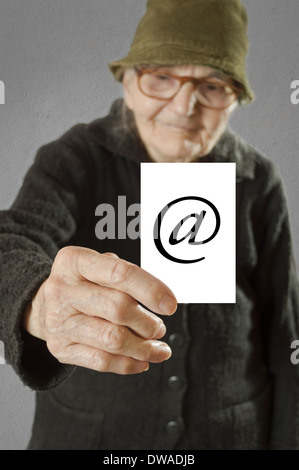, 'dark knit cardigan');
0,99,299,450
